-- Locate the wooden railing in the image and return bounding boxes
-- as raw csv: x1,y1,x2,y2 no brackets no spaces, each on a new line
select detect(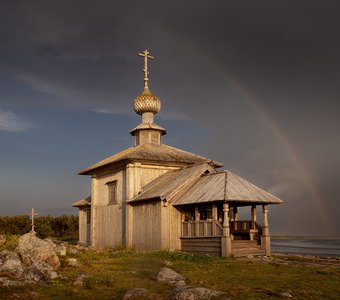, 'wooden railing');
182,220,223,237
230,221,262,241
182,220,263,240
